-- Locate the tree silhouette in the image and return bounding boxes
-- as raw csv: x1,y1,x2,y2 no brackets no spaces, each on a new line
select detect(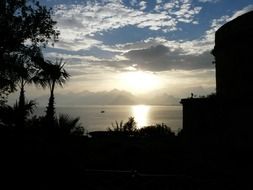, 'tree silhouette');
109,120,125,132
0,0,59,104
138,123,175,138
57,114,84,136
0,100,36,128
10,53,41,128
123,117,137,133
36,59,70,125
108,117,137,135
